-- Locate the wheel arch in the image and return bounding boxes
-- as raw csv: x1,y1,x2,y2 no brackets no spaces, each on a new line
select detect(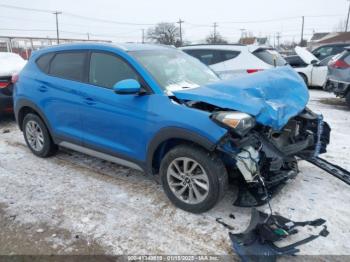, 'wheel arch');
146,127,221,176
15,99,54,136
